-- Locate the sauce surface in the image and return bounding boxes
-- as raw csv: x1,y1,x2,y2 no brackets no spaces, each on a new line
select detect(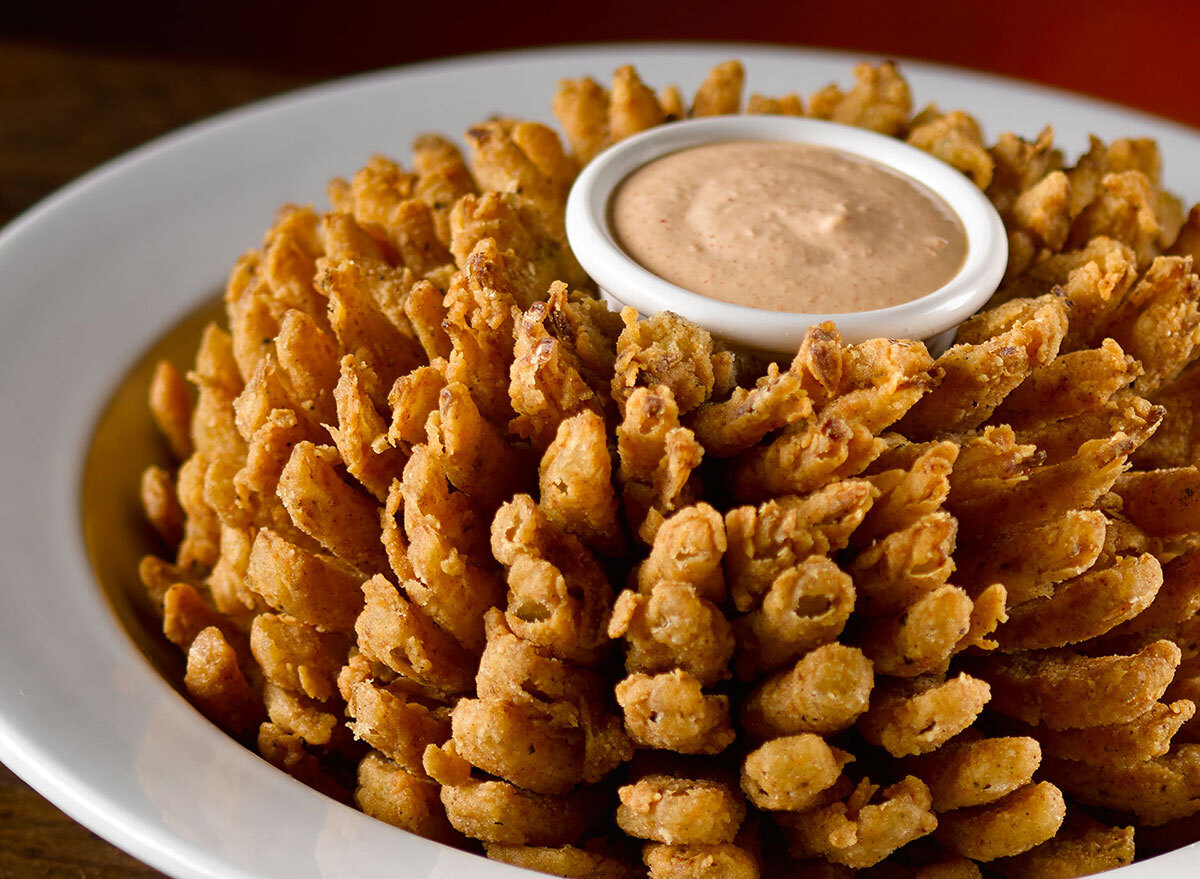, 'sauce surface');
609,140,967,314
